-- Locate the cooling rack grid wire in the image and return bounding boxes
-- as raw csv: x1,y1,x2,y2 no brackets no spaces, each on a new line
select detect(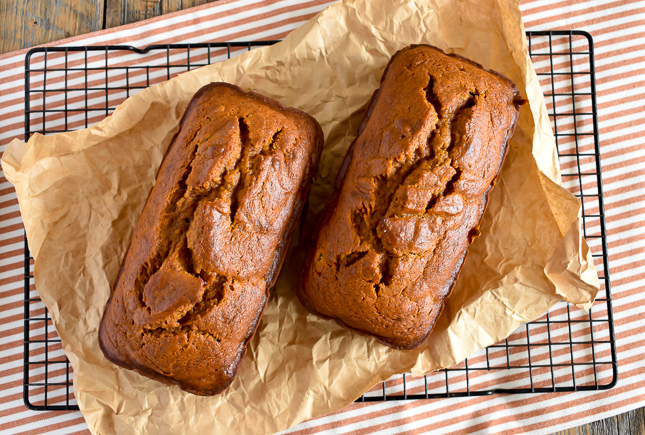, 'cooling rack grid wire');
22,32,616,410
